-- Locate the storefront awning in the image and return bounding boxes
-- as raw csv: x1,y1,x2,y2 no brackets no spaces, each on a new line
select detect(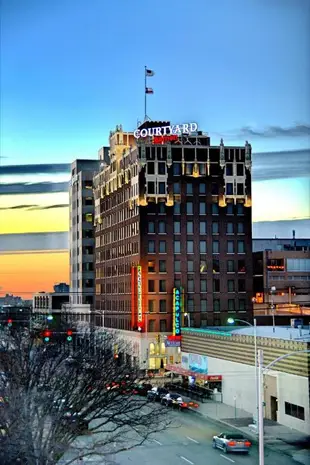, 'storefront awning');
166,364,222,381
